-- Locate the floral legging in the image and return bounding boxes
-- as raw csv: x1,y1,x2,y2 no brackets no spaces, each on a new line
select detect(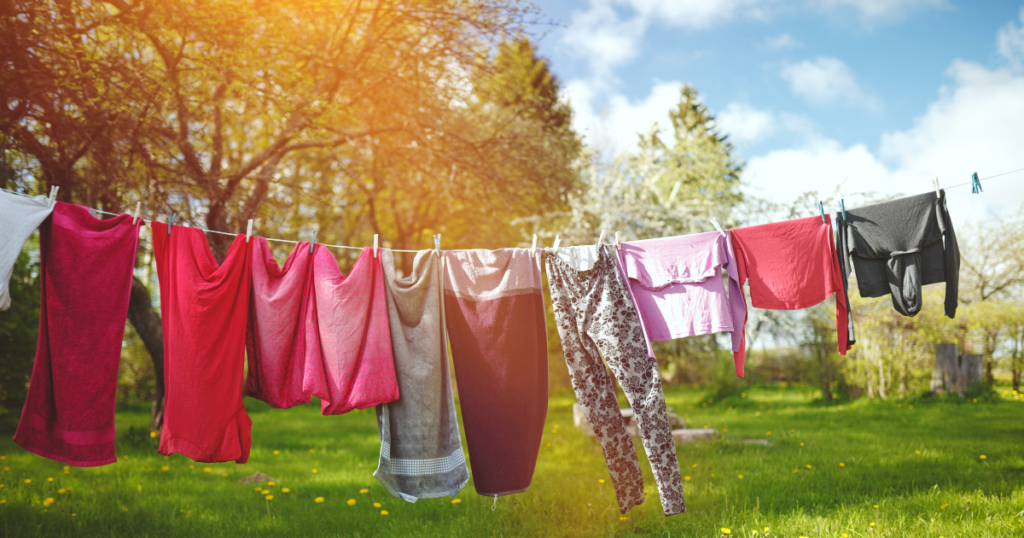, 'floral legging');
544,246,685,516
